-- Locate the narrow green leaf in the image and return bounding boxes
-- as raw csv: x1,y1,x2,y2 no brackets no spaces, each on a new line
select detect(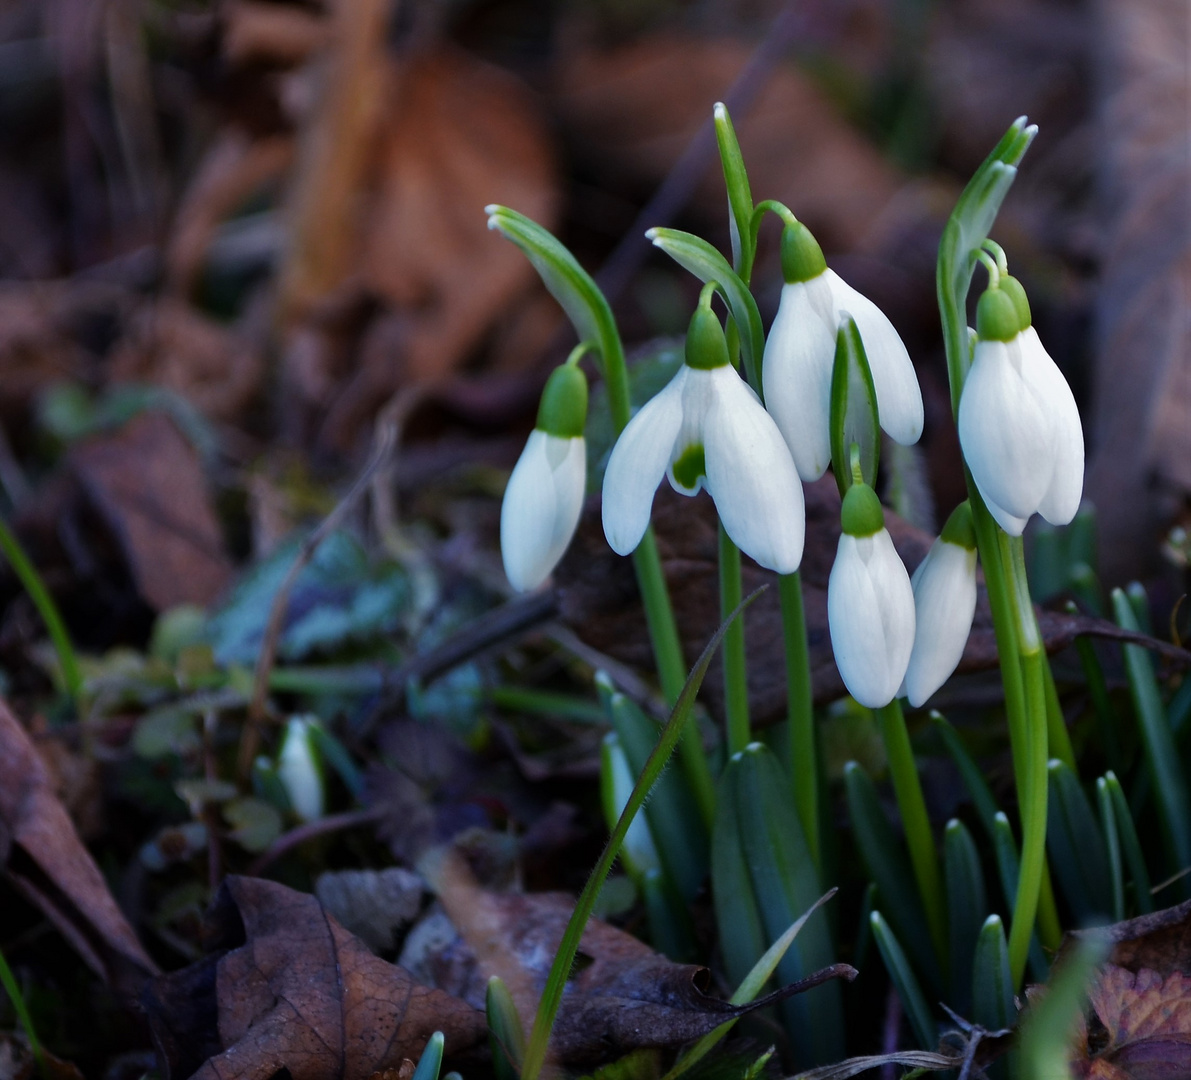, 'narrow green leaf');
605,691,707,899
487,978,524,1080
520,588,763,1080
600,732,661,879
1046,759,1112,922
971,915,1014,1034
663,889,838,1080
638,867,697,963
870,911,936,1050
931,713,1000,839
714,744,842,1064
1073,634,1121,769
713,102,755,278
411,1032,445,1080
843,761,939,991
1113,587,1191,890
1097,777,1125,922
1104,771,1153,914
944,818,987,1015
1018,935,1107,1079
646,228,766,391
829,316,880,495
991,812,1050,983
